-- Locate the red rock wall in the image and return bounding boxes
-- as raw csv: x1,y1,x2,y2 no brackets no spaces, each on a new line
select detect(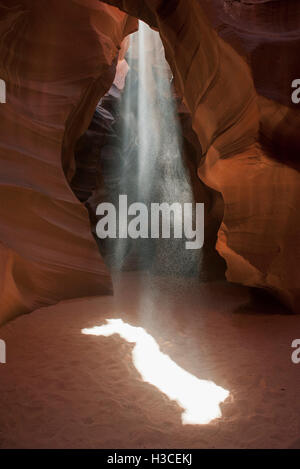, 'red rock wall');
0,0,137,323
100,0,300,311
0,0,299,319
200,0,300,108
